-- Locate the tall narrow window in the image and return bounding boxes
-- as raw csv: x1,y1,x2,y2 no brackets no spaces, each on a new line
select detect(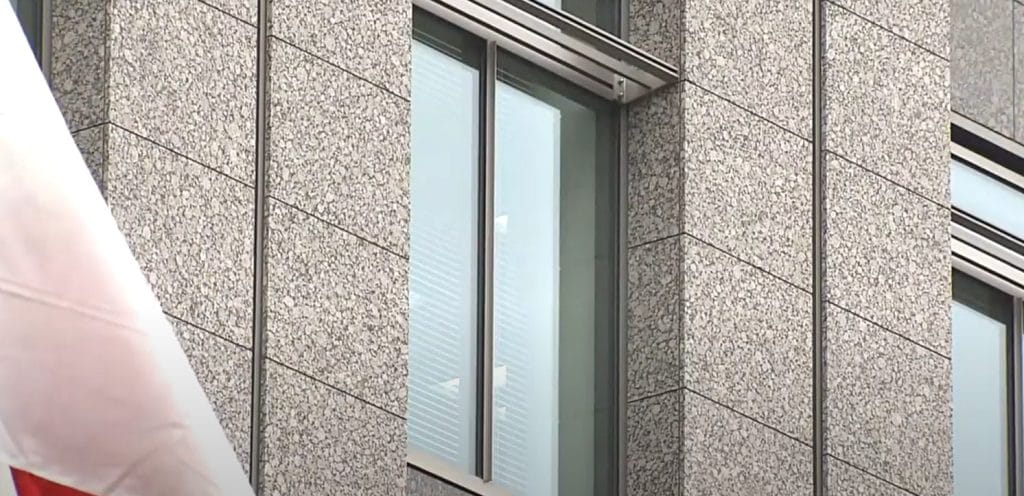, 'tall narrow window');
407,14,483,475
952,272,1015,496
407,9,619,495
491,51,617,496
